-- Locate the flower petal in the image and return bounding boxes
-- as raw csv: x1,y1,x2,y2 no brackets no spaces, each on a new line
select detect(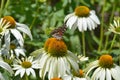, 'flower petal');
29,68,36,77
16,23,33,40
66,16,77,29
91,67,101,80
99,68,105,80
20,69,25,78
0,61,13,75
4,30,10,50
10,29,24,47
110,65,120,80
82,17,87,31
106,69,111,80
77,18,83,32
26,69,31,76
90,10,100,24
64,13,74,23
